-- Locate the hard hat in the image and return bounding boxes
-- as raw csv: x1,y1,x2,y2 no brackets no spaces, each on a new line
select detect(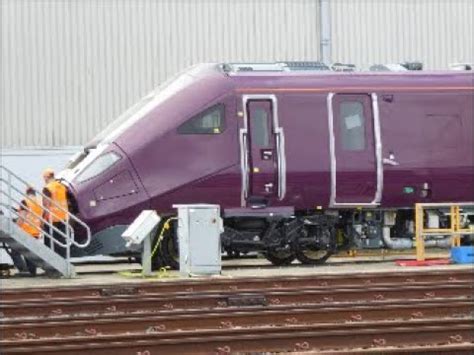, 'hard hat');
26,186,36,195
42,168,55,178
